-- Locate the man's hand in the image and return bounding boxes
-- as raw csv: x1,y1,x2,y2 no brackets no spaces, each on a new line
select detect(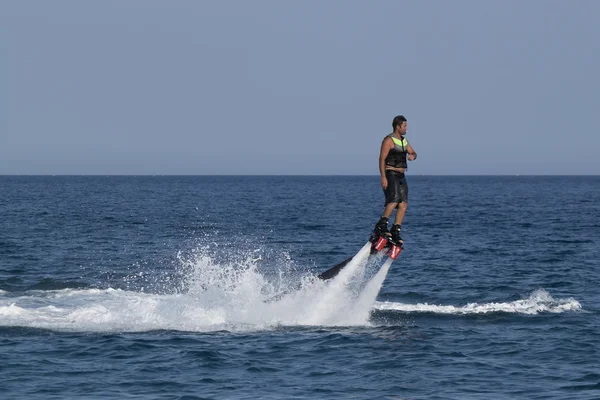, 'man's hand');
408,153,417,161
381,176,388,190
